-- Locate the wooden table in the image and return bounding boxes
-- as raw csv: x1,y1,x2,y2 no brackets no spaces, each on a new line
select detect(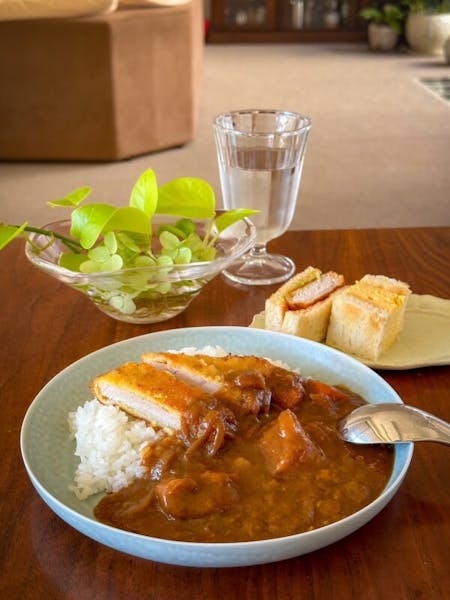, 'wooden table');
1,227,449,600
